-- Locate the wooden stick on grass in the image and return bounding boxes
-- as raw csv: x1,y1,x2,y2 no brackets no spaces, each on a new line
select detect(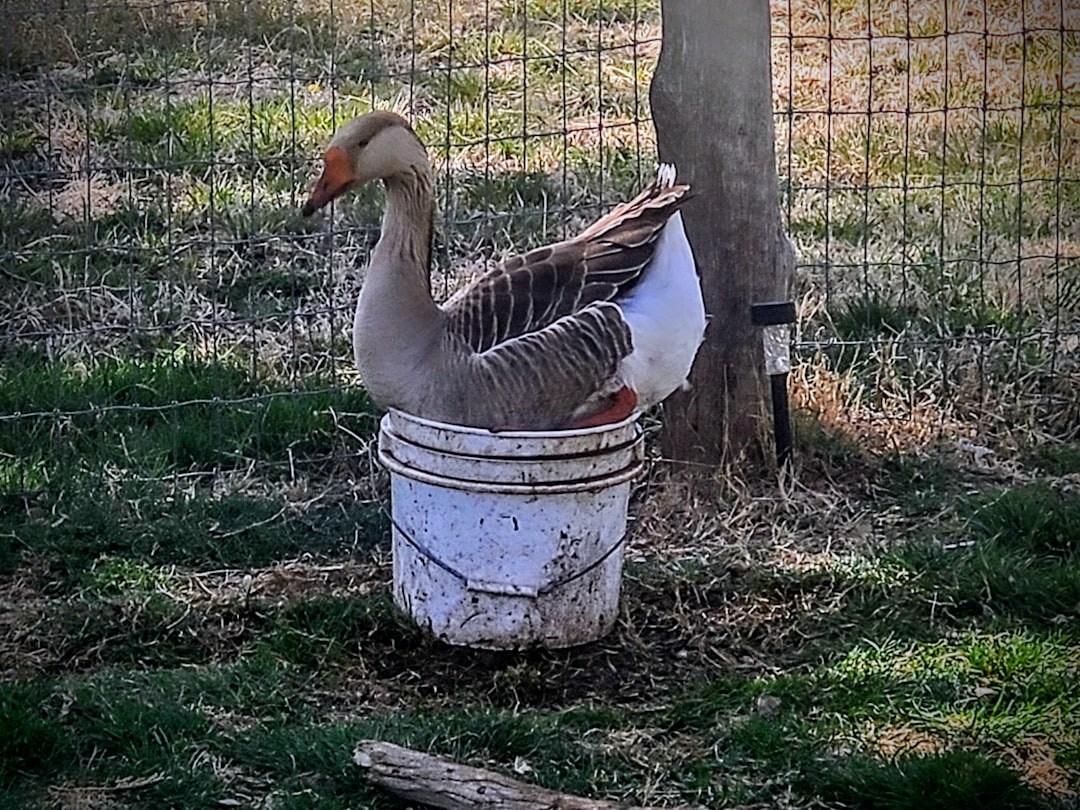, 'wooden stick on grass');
353,740,703,810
